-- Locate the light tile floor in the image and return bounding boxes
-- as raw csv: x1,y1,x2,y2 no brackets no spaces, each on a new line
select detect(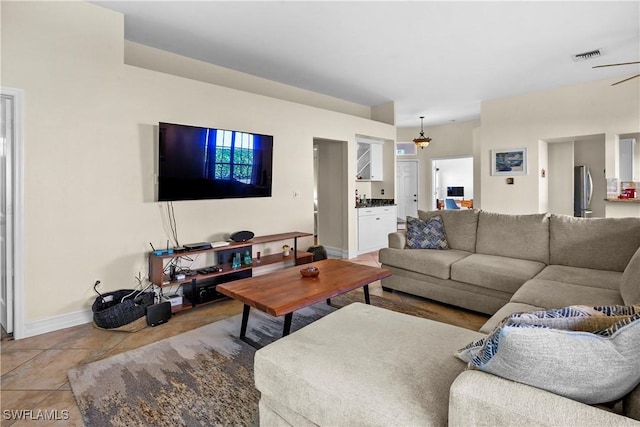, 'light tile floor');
0,252,488,426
